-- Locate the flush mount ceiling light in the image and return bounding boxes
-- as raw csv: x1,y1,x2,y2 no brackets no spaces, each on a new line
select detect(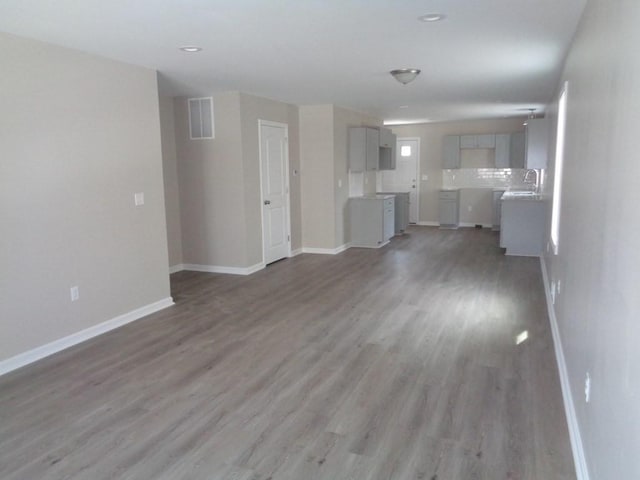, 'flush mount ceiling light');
390,69,421,85
419,13,446,22
179,46,202,53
